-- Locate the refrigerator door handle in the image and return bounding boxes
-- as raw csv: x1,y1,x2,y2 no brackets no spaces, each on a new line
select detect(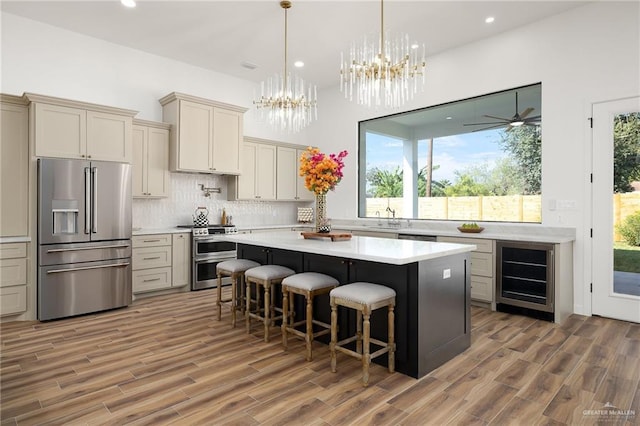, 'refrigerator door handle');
46,244,130,253
91,167,98,234
85,167,91,234
46,262,130,274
